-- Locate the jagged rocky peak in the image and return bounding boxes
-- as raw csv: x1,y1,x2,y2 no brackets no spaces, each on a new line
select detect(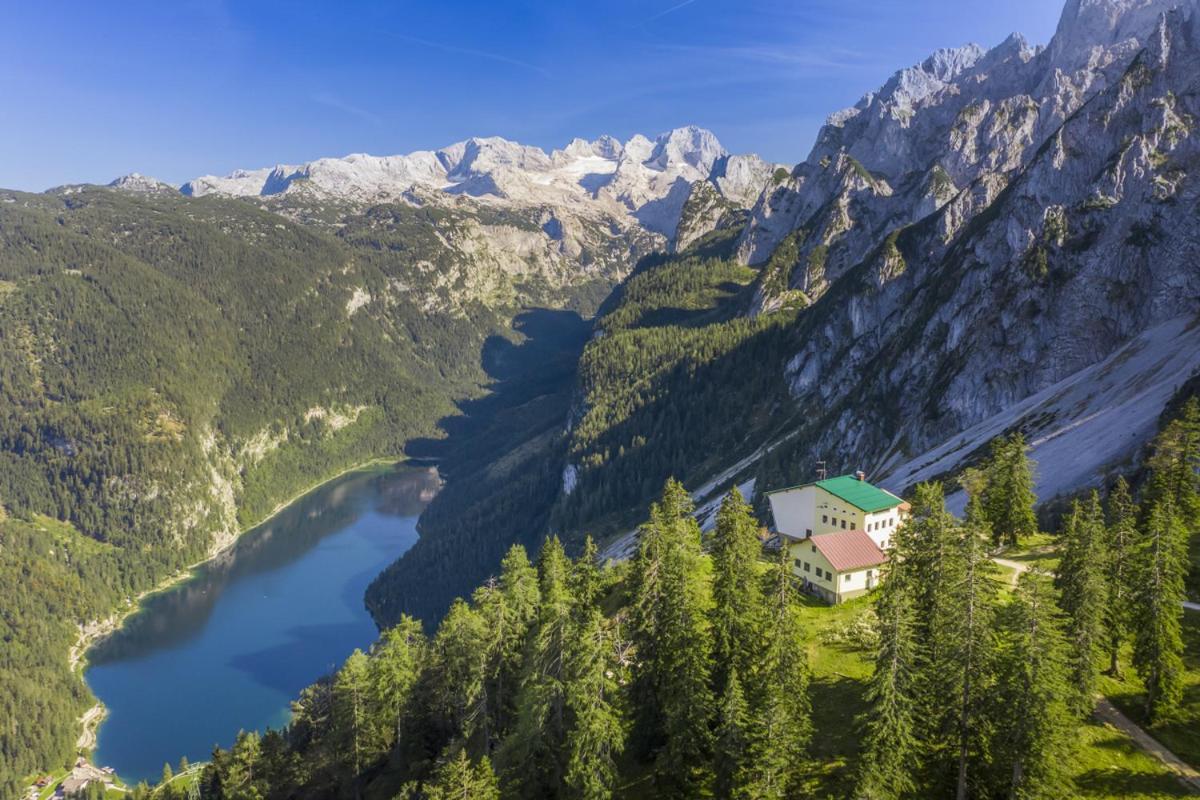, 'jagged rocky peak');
177,126,774,244
644,125,727,173
1050,0,1191,69
108,173,178,194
